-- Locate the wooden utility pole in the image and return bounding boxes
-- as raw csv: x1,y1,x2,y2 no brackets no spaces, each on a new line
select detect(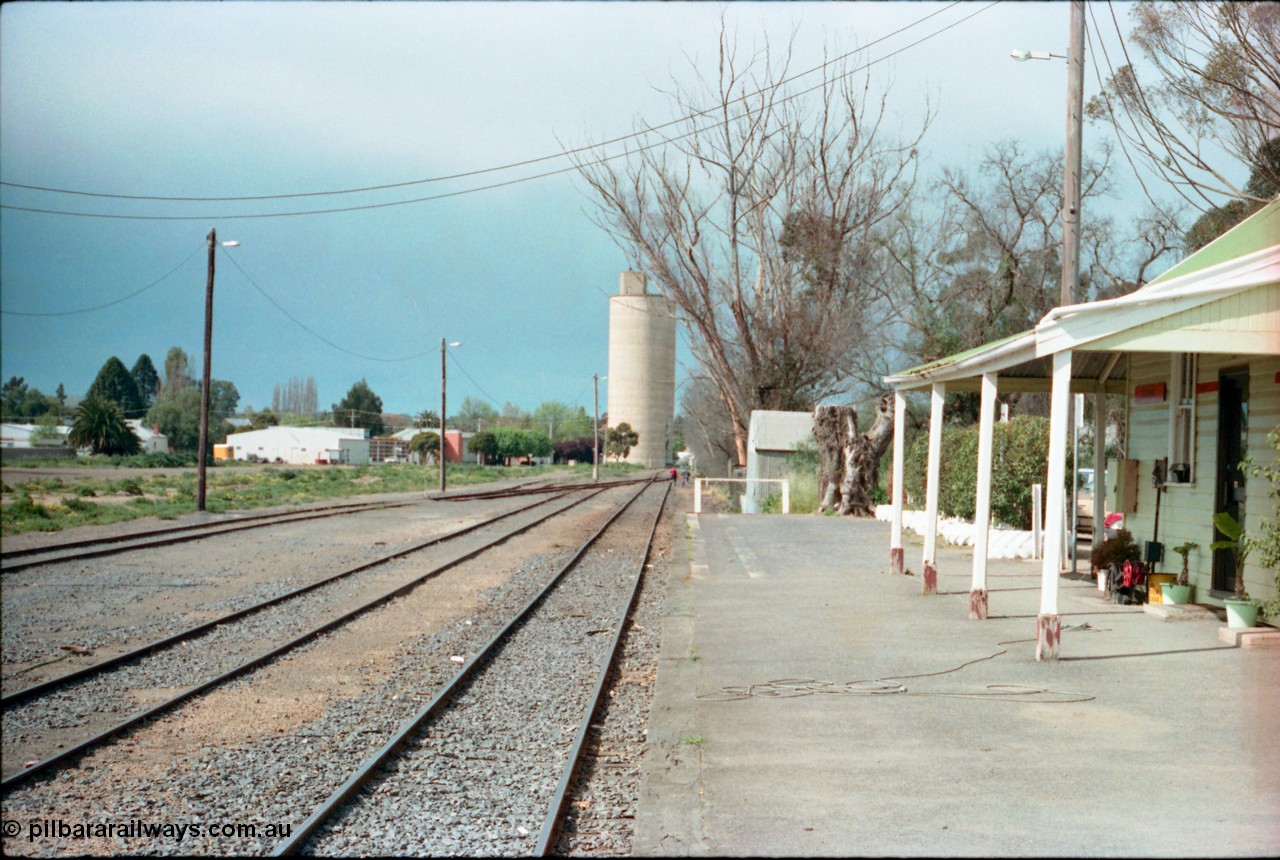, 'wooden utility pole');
440,337,448,494
593,374,601,482
1062,0,1085,307
197,228,216,512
